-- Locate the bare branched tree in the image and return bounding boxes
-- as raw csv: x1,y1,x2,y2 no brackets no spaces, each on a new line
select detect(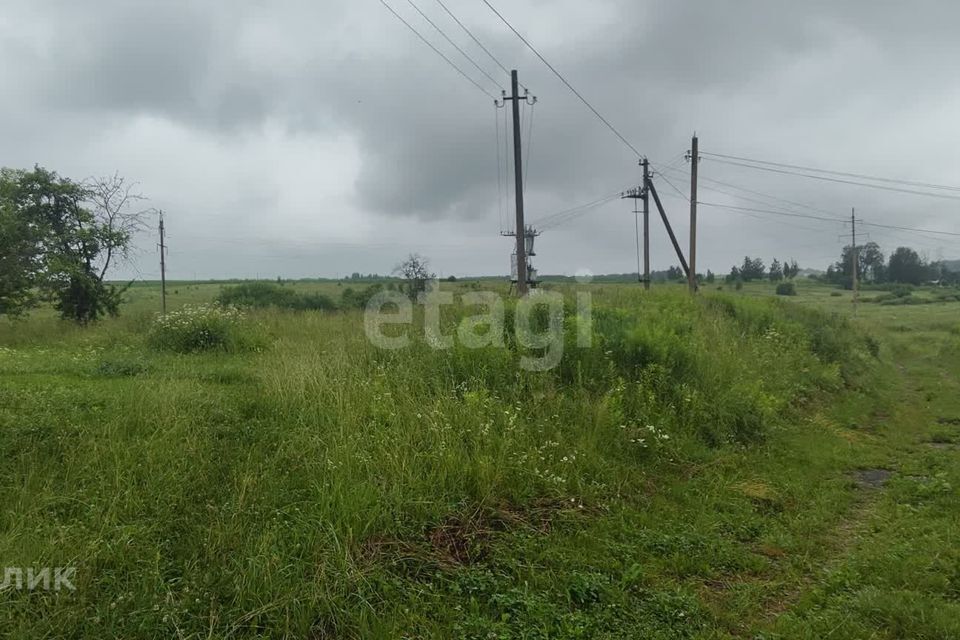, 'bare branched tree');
83,172,153,281
393,253,435,300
